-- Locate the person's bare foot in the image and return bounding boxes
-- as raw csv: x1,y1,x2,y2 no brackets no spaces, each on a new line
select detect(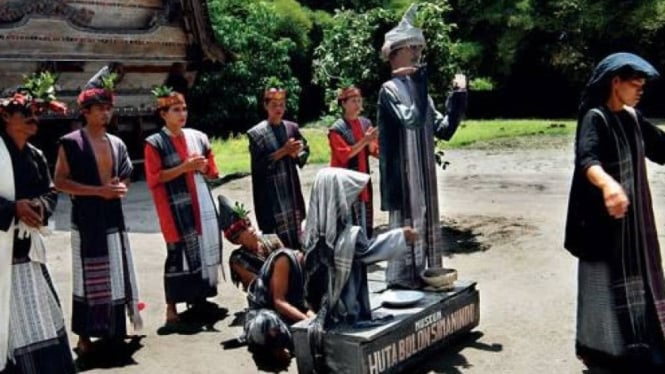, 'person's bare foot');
76,336,94,354
166,303,179,324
